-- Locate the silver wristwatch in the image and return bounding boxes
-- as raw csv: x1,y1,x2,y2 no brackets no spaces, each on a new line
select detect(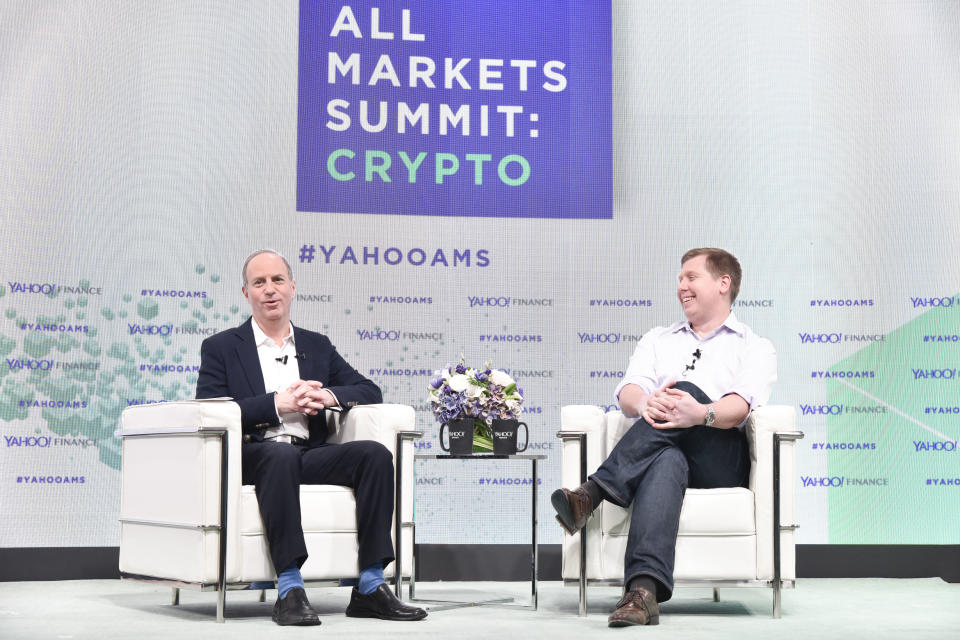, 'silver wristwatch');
704,405,716,427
